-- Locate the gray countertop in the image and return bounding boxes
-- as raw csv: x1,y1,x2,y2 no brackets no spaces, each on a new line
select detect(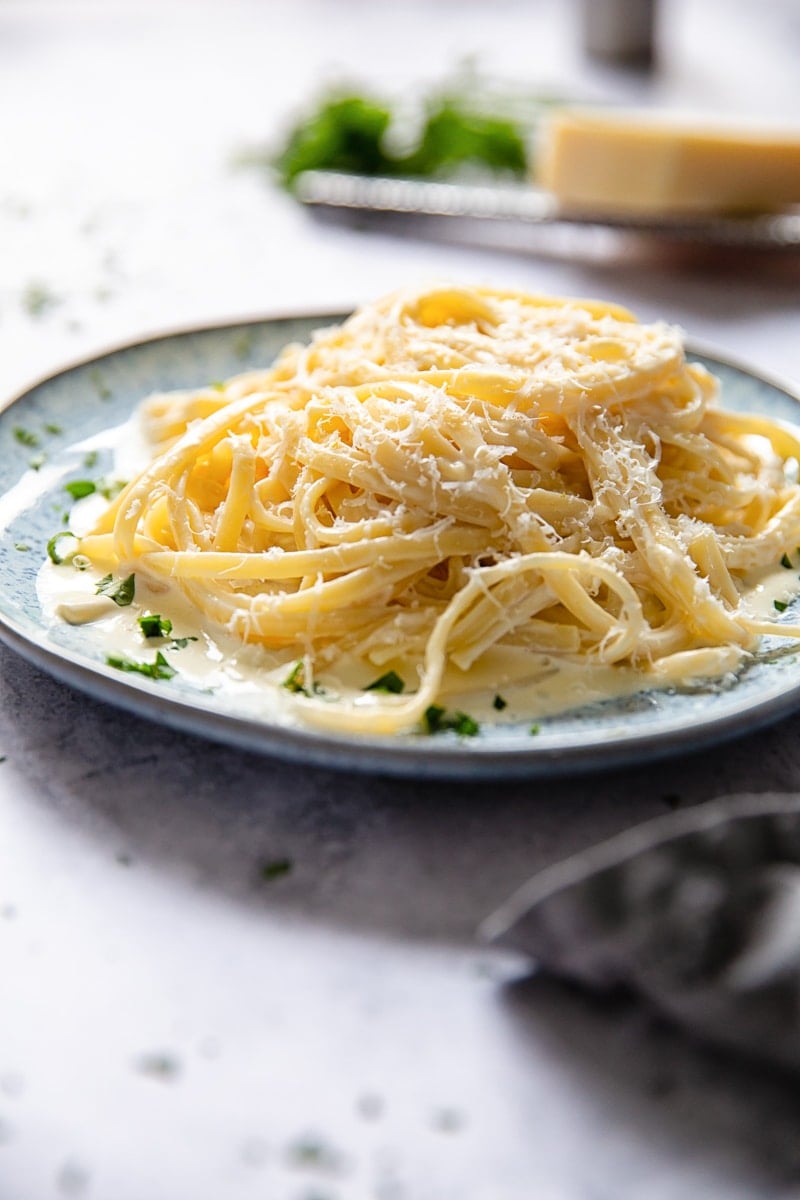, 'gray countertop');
2,2,800,1197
